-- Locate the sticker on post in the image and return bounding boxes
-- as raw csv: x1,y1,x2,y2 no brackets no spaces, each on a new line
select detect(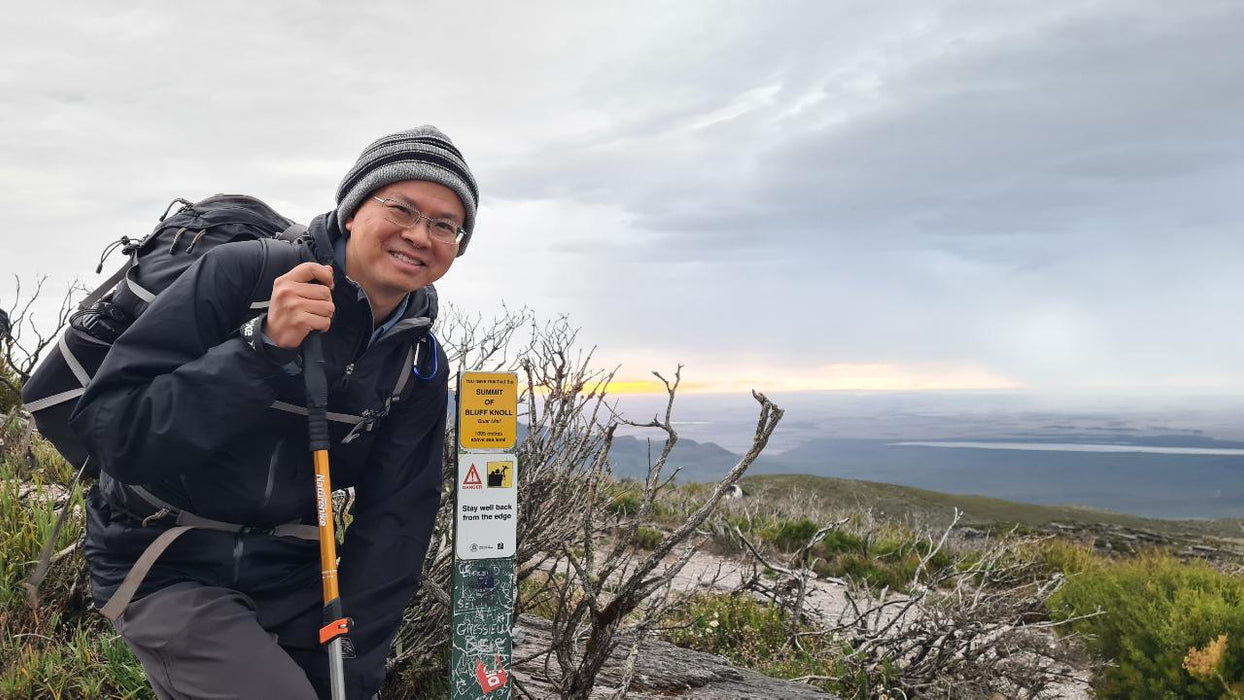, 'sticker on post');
475,655,509,694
